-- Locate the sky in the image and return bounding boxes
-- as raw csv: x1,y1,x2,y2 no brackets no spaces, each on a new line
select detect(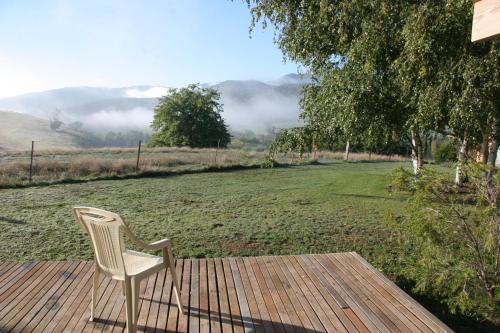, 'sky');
0,0,298,98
